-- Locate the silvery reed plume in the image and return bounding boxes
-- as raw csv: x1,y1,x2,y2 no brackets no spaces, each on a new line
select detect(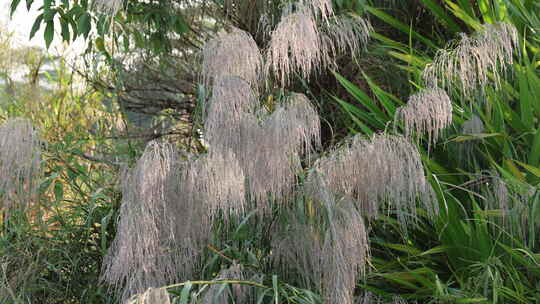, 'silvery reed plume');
422,23,518,98
266,3,372,85
395,87,453,145
101,141,181,300
273,191,368,304
202,28,264,88
204,76,320,207
308,134,436,229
